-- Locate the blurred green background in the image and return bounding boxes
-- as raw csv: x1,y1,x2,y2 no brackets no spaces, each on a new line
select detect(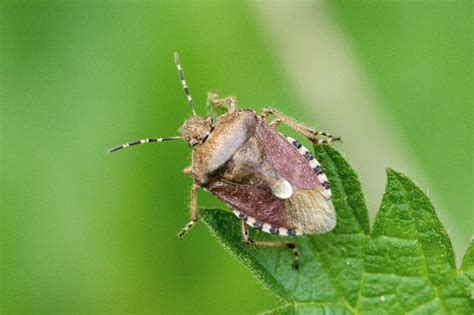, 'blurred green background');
1,1,471,313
